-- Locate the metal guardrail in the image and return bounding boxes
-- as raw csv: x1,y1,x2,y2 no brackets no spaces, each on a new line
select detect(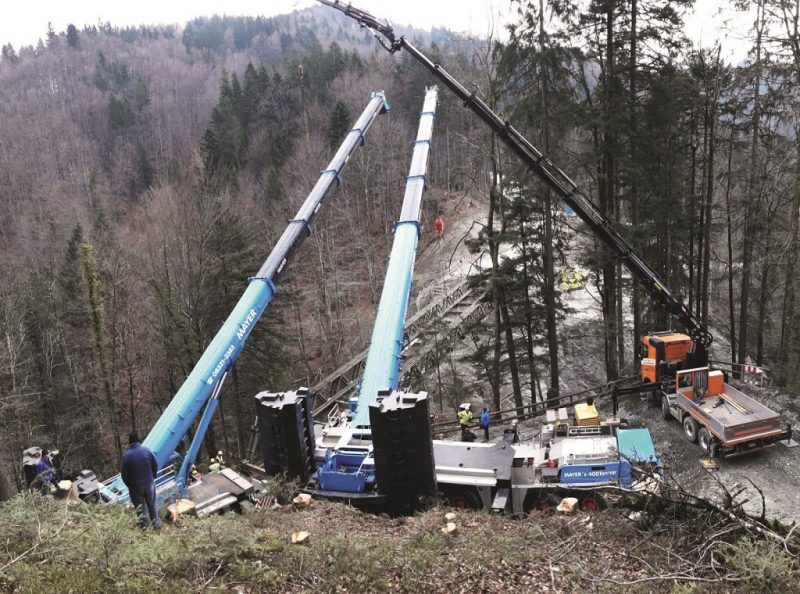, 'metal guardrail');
709,360,770,387
431,376,638,437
